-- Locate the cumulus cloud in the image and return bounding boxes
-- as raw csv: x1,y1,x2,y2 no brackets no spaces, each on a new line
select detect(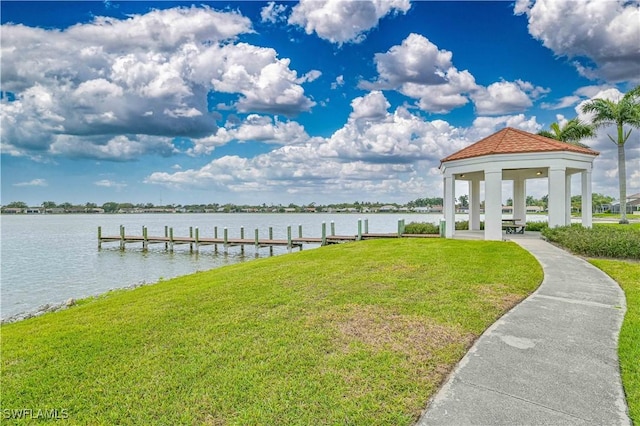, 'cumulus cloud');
541,84,615,110
288,0,411,45
13,179,48,187
471,80,549,115
360,33,548,115
515,0,640,83
1,6,317,160
360,34,477,113
146,91,549,201
188,115,311,156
